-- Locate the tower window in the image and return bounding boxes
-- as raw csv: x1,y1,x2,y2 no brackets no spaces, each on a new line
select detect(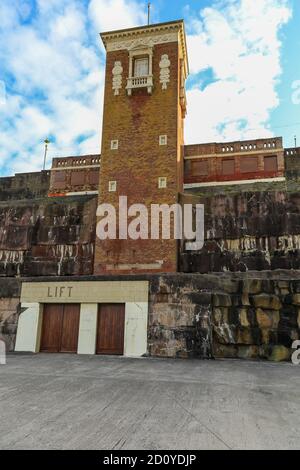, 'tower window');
111,140,119,150
108,181,117,192
158,177,167,189
159,135,168,146
134,57,149,77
